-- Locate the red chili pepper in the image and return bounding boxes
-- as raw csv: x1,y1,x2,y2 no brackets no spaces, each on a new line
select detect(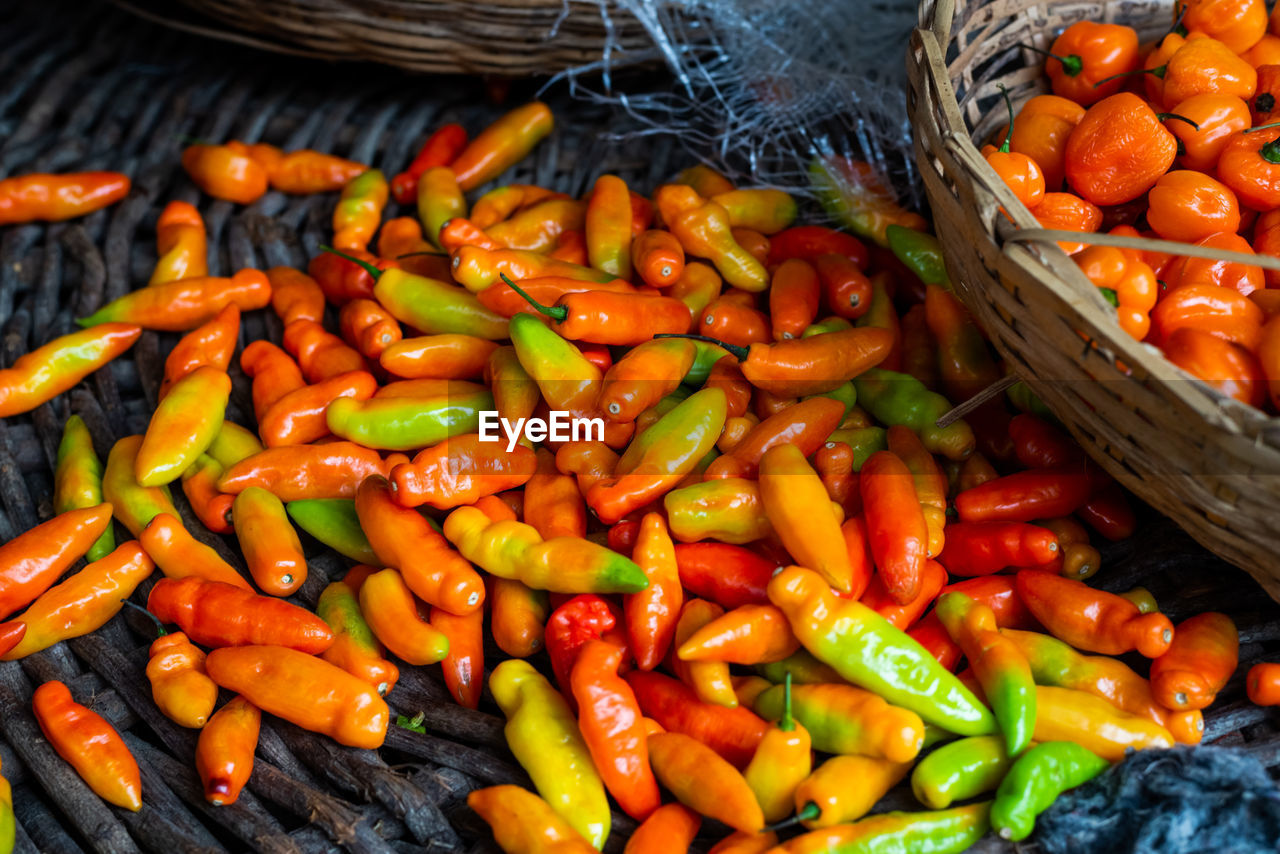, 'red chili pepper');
955,468,1092,523
429,605,484,709
860,451,929,604
1076,483,1137,541
545,595,626,704
906,612,963,672
767,225,869,269
0,171,131,224
626,513,683,671
858,559,948,630
673,543,776,609
392,123,468,204
1008,414,1083,469
941,576,1040,630
937,522,1061,576
147,577,333,654
815,253,873,320
626,669,768,768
